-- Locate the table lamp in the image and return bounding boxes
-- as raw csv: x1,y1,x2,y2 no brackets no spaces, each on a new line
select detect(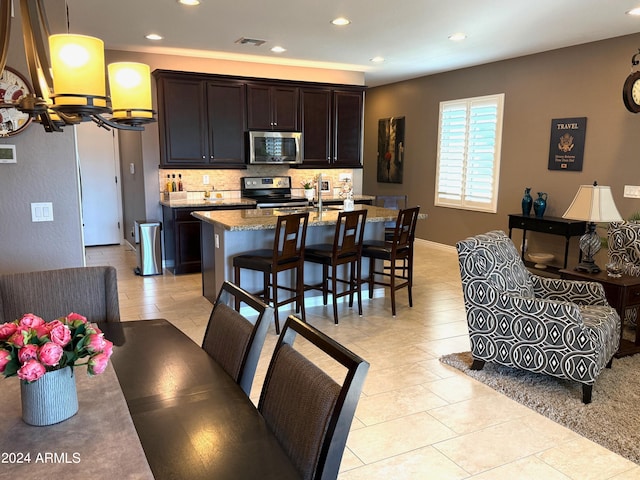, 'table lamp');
562,181,622,273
